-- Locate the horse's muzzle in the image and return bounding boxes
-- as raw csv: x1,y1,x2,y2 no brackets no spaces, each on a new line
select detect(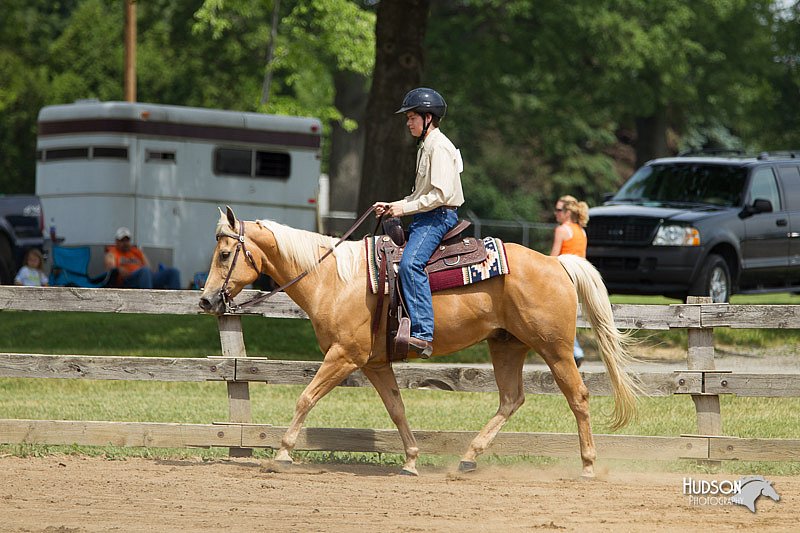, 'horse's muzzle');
198,293,224,314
